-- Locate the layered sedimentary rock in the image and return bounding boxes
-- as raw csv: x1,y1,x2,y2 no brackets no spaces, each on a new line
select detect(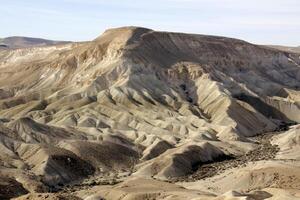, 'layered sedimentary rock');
0,27,299,199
